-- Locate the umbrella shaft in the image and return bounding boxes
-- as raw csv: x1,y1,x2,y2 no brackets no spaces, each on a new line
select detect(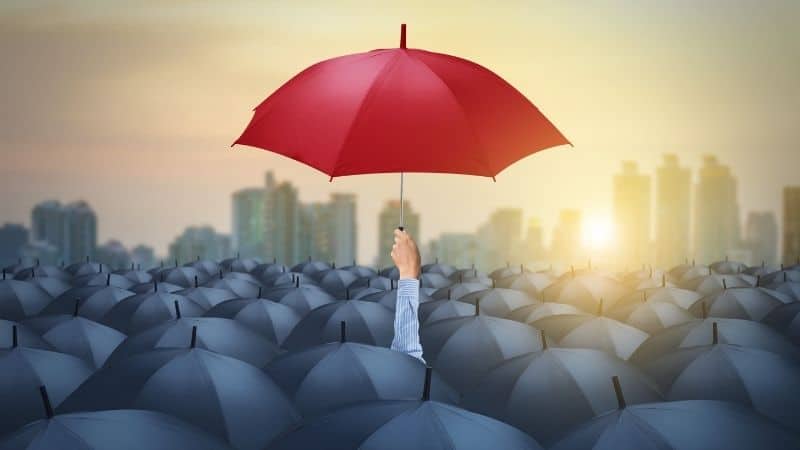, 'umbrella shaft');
399,172,404,229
